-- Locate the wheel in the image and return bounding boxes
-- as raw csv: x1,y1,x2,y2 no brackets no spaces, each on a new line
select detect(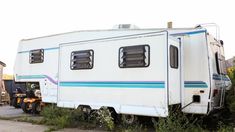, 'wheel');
32,101,41,114
21,101,31,113
121,114,138,125
108,107,119,123
19,98,25,108
77,106,92,120
12,97,20,108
